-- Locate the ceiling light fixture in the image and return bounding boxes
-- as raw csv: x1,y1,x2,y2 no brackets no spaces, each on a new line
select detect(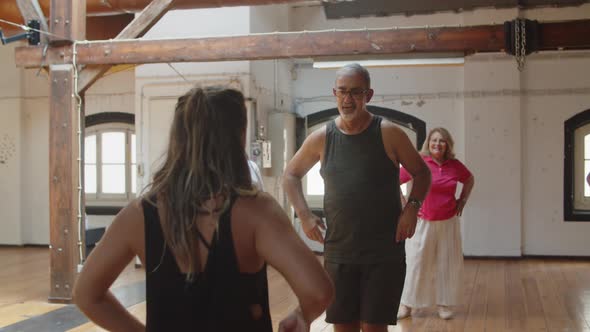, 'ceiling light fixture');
312,57,465,69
